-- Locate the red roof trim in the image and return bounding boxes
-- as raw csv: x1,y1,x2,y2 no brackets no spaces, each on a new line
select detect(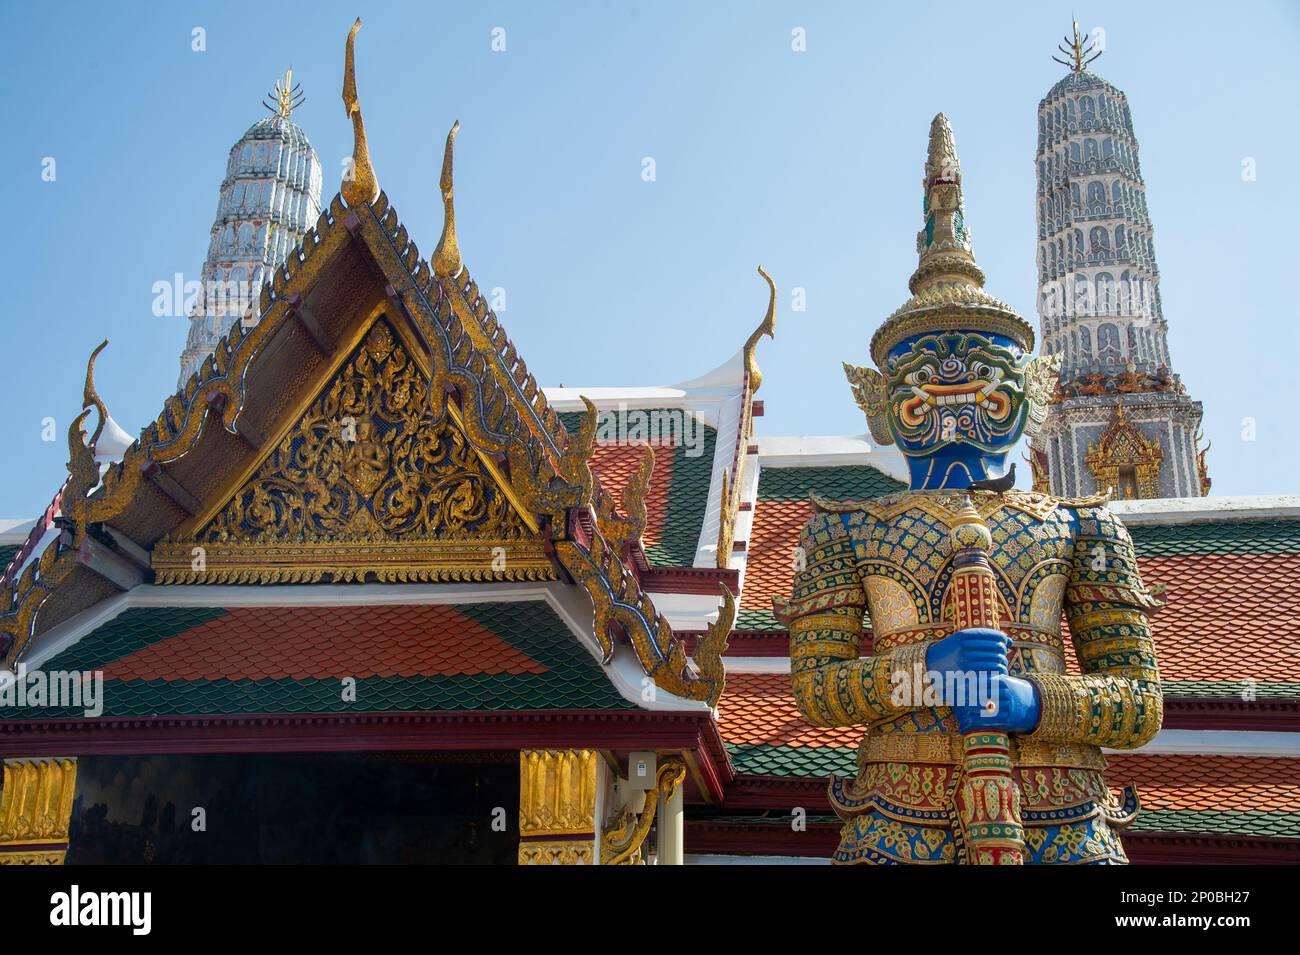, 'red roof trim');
641,566,739,596
1163,698,1300,732
0,708,735,803
724,773,831,810
686,819,1300,863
